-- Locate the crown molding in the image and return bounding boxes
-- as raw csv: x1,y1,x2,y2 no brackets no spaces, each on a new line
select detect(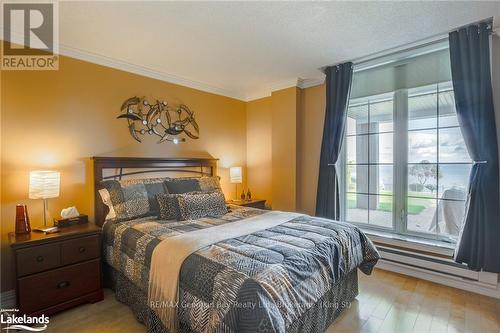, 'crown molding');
244,90,272,102
1,27,247,101
3,28,324,102
58,45,248,101
298,77,325,89
267,78,300,93
62,45,322,102
245,76,325,101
